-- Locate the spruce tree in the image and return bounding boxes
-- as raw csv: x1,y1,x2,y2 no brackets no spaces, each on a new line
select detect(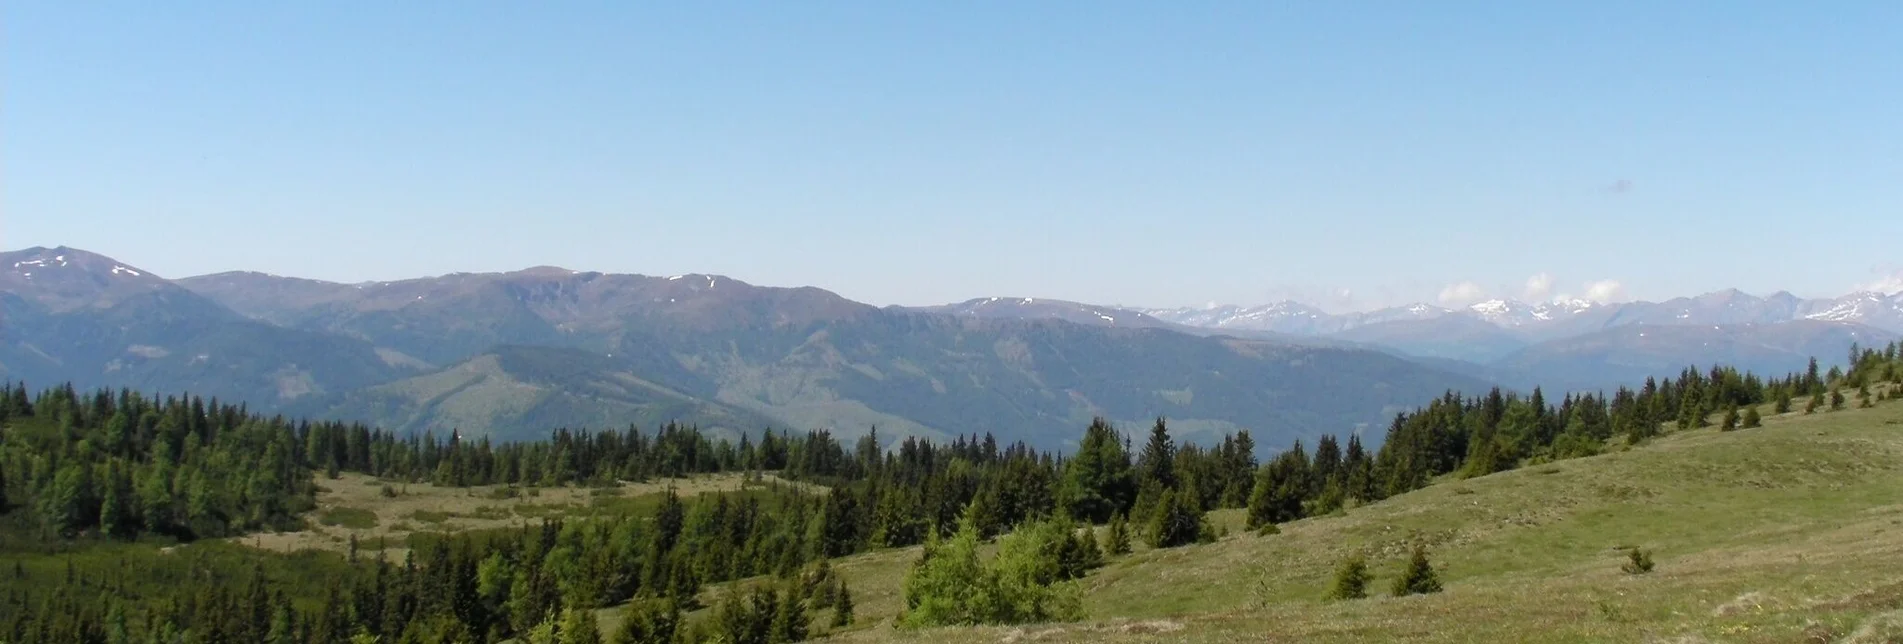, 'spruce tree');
768,585,807,643
560,608,602,644
1143,489,1204,549
1107,512,1132,555
1138,418,1177,490
1391,545,1443,597
1325,555,1371,600
1719,404,1740,431
1741,407,1762,428
1831,388,1846,411
1079,526,1104,569
831,585,853,628
1057,418,1136,523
